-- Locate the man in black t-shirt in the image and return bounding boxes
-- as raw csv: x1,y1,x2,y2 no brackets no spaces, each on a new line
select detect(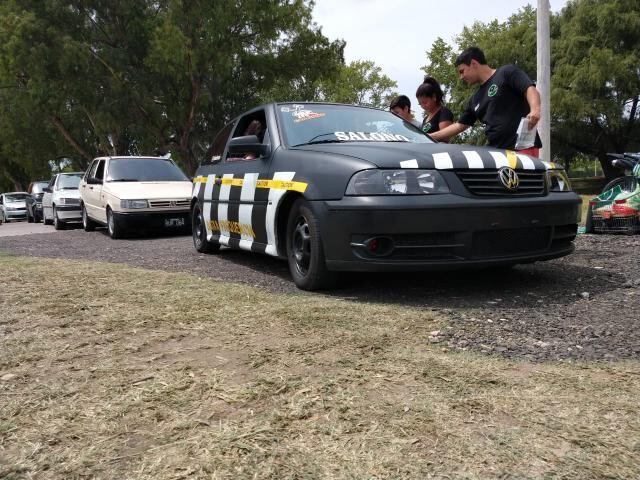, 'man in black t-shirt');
430,47,541,155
